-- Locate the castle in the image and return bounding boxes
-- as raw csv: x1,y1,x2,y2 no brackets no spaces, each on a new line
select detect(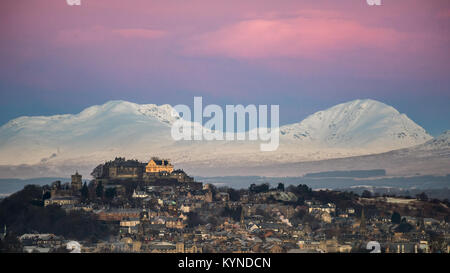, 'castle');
91,157,196,185
44,156,201,207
